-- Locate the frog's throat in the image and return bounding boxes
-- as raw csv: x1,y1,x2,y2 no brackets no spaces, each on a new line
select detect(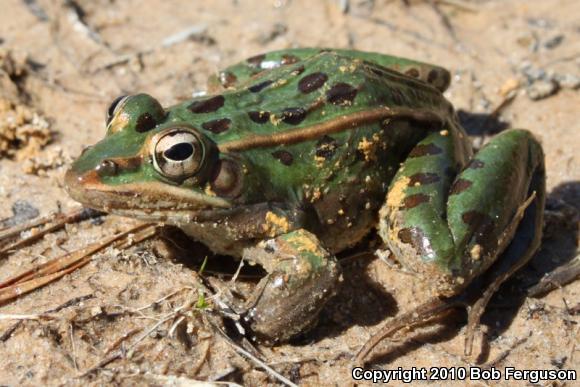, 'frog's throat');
218,106,444,152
